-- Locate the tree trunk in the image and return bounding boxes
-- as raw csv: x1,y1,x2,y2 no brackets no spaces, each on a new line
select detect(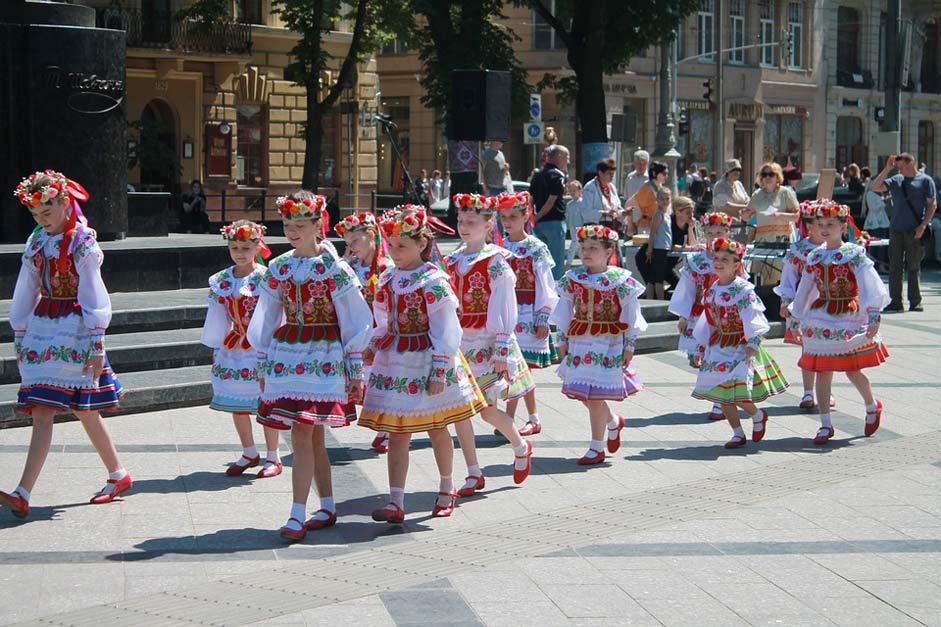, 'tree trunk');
568,0,610,179
303,91,323,191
